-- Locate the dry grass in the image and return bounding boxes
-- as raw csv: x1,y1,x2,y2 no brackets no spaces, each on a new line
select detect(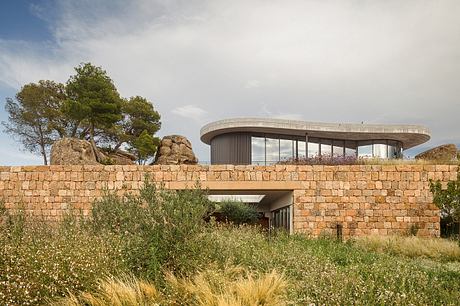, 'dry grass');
51,267,286,306
52,275,160,306
167,266,286,306
354,235,460,261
